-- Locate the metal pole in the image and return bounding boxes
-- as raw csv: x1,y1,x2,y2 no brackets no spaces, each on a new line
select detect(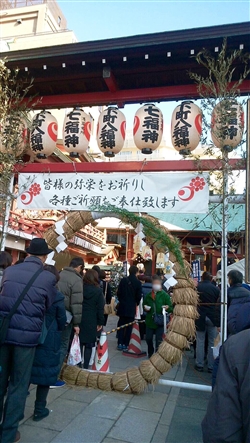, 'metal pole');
0,175,14,252
220,150,228,343
245,99,250,283
125,227,129,261
158,379,212,393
